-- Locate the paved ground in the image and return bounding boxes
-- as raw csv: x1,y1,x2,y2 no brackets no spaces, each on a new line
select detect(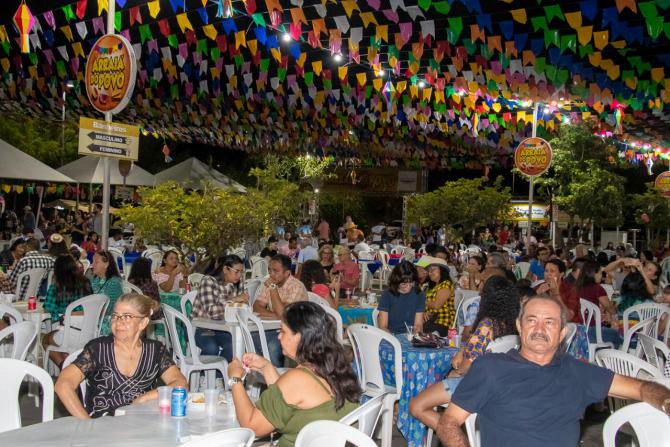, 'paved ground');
18,388,626,446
